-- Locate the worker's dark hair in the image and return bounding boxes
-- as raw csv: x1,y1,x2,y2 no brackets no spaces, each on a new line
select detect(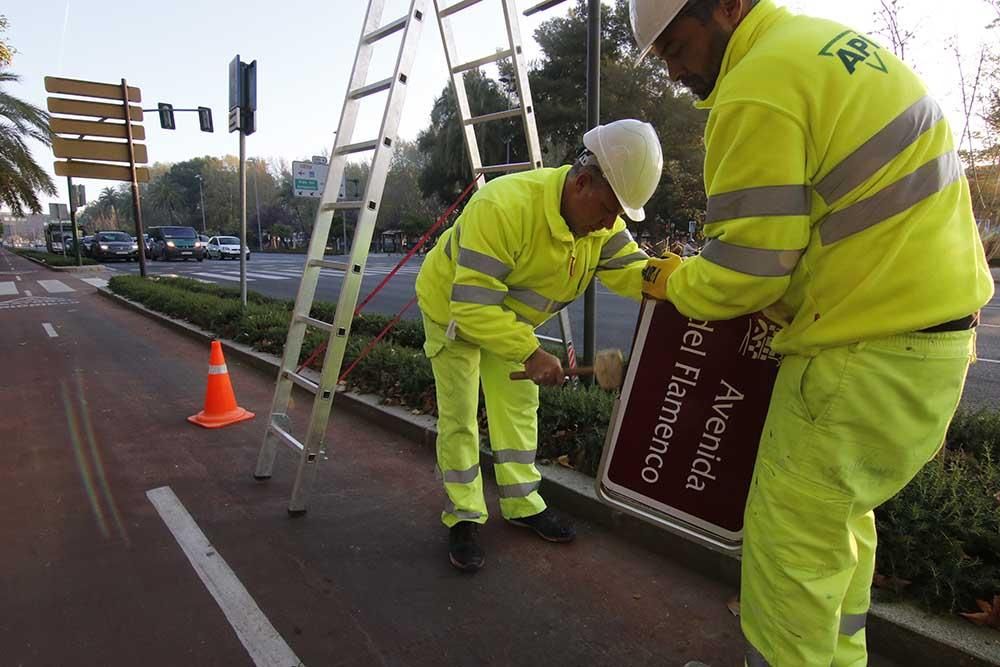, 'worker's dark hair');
678,0,721,24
